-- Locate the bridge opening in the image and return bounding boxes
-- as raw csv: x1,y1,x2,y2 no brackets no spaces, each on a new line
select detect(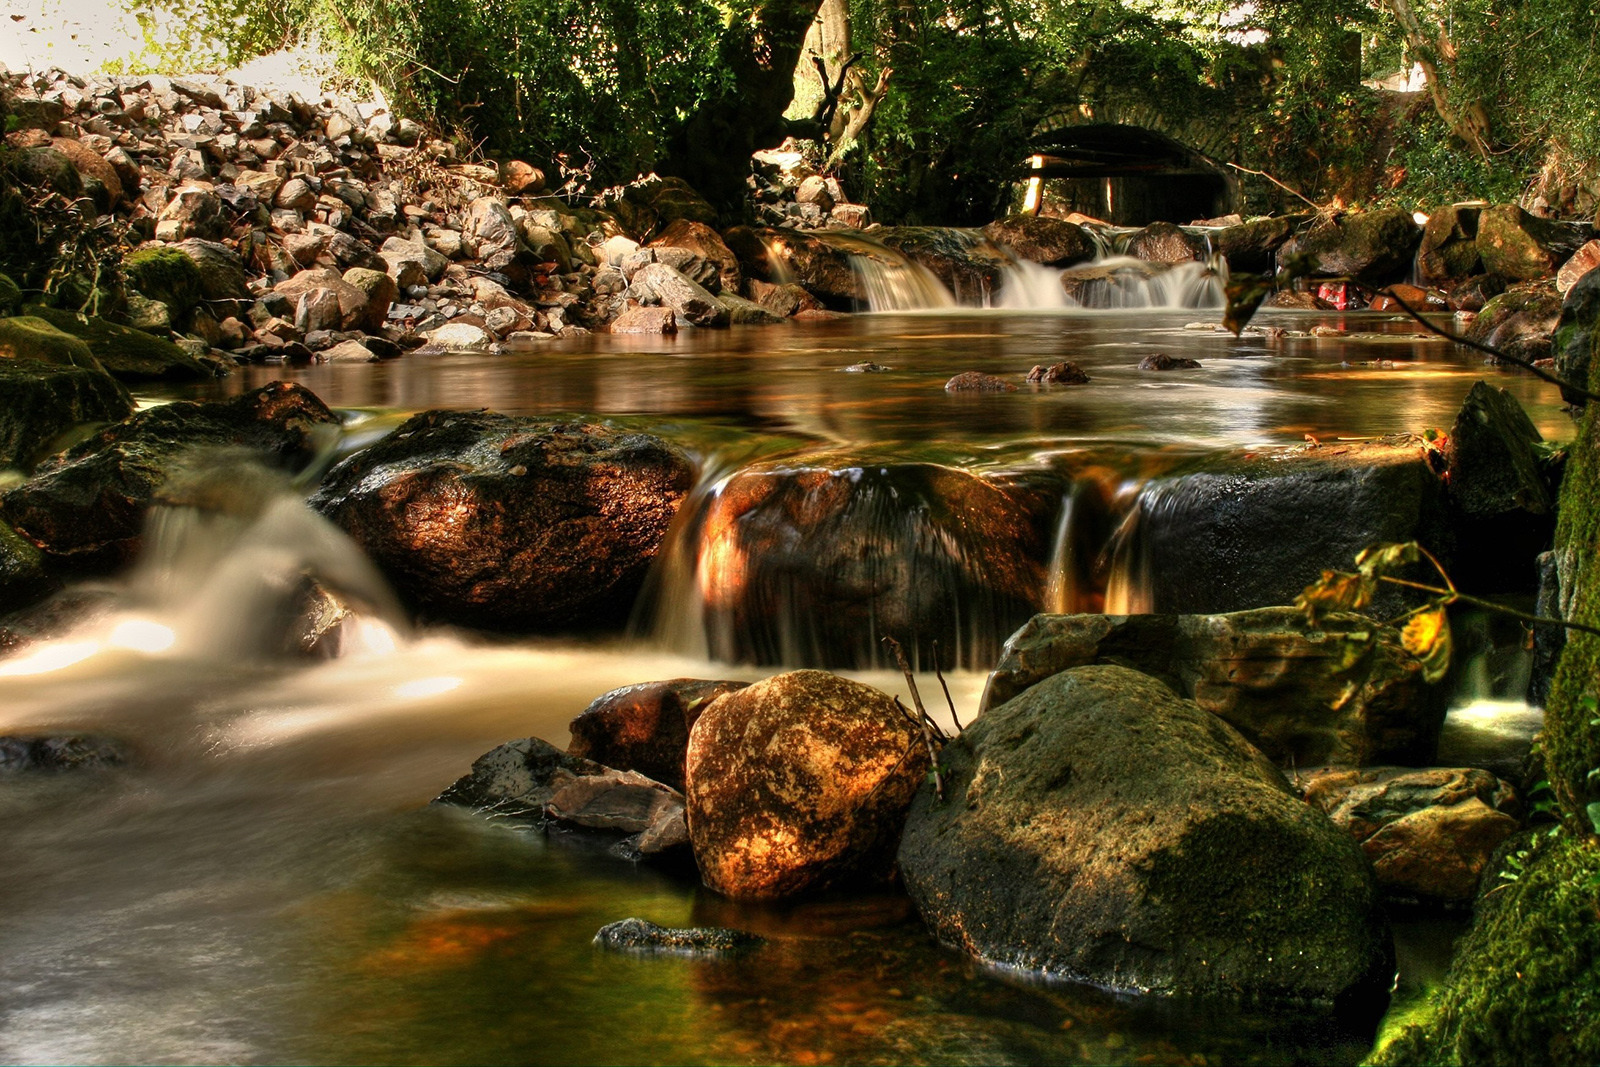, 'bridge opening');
1018,124,1236,226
